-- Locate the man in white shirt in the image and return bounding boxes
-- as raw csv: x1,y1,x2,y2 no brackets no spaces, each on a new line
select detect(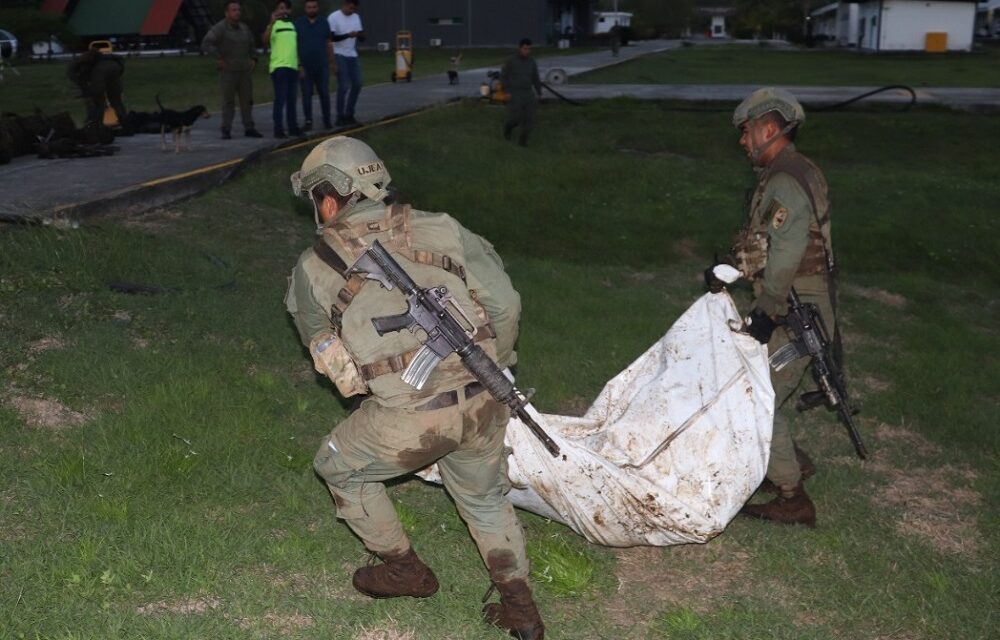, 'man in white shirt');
327,0,364,126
